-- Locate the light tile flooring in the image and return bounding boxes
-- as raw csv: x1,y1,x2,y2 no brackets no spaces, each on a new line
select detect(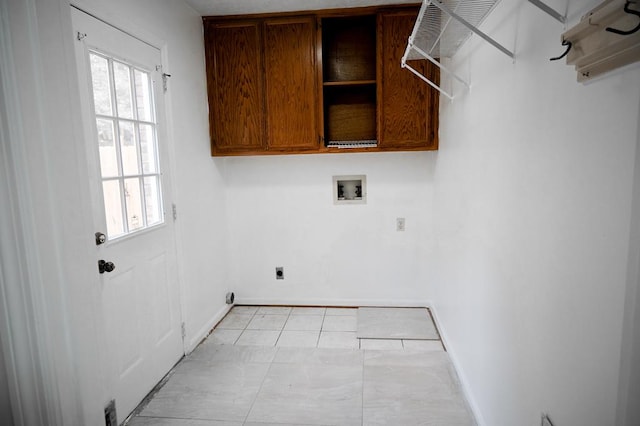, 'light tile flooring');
126,306,476,426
